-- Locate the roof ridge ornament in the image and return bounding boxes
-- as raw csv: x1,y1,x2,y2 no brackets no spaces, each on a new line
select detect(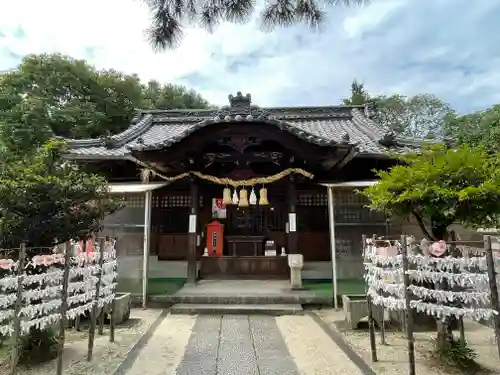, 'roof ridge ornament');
228,91,251,112
213,92,271,122
379,131,396,147
364,102,375,118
